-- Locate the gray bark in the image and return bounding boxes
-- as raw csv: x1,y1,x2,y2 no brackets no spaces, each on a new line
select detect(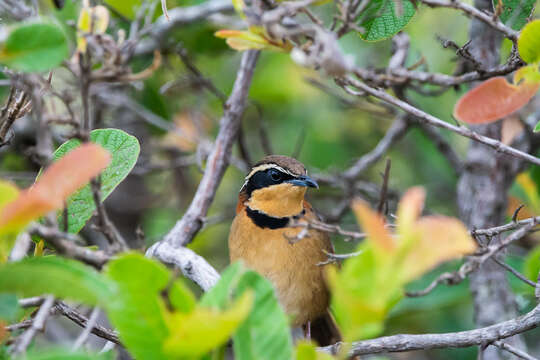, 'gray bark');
456,0,530,358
